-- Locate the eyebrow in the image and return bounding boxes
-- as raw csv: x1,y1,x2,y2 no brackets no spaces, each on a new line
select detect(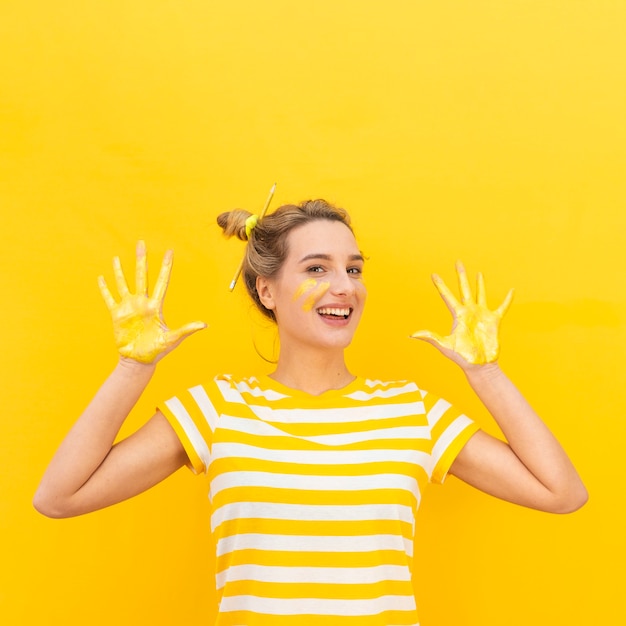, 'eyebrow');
298,253,365,264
